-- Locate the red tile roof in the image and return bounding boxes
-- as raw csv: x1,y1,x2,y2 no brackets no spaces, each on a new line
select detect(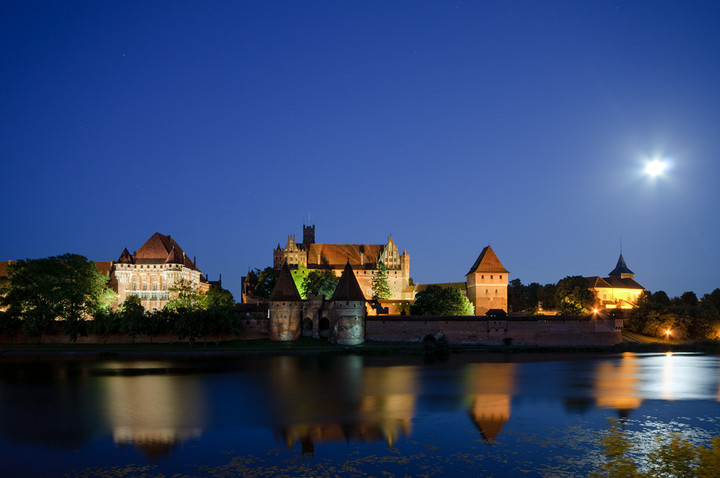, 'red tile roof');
467,246,508,274
93,261,114,276
586,275,644,290
131,232,198,270
164,246,184,264
307,244,385,268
